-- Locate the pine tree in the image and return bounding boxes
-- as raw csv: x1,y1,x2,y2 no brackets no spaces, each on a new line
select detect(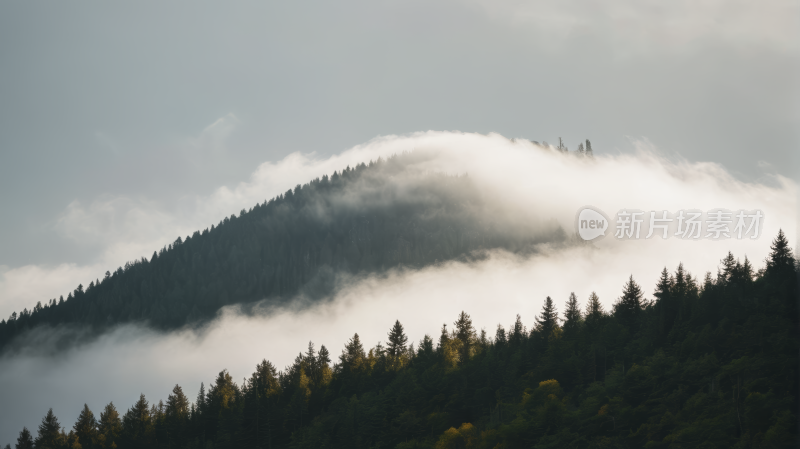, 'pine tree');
317,345,331,368
34,409,63,449
495,324,507,346
653,267,672,303
535,297,558,342
165,385,189,446
585,139,593,157
557,137,568,153
340,333,366,372
721,251,736,282
438,324,450,351
195,382,206,414
563,293,582,339
166,385,189,421
16,427,33,449
767,229,794,273
98,402,121,449
509,314,525,346
453,311,476,363
305,341,318,383
653,267,676,338
121,394,153,448
585,292,604,321
73,404,98,449
419,334,434,356
386,320,409,369
741,256,754,281
316,345,332,385
614,275,644,331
